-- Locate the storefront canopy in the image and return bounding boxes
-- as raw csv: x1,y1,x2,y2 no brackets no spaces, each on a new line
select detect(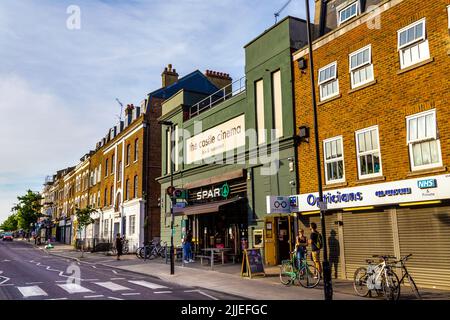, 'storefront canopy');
165,197,245,217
